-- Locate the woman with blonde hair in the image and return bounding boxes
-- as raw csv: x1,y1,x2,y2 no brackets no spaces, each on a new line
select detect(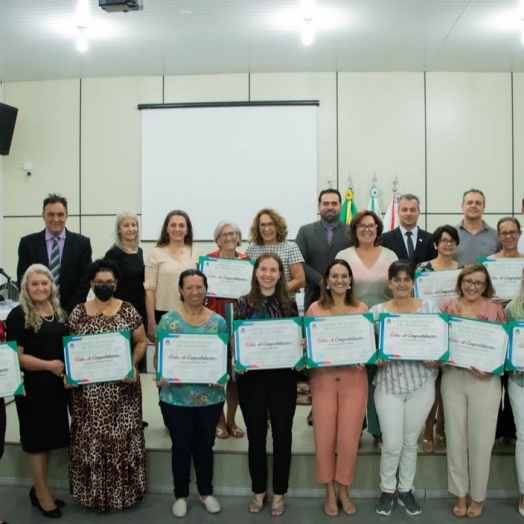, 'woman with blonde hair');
246,208,305,296
6,264,69,518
